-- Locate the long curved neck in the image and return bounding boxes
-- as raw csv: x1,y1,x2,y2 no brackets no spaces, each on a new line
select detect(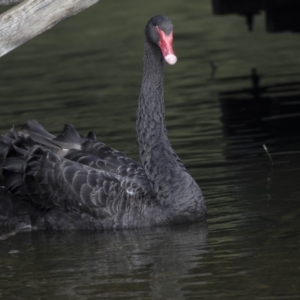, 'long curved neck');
136,40,186,200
